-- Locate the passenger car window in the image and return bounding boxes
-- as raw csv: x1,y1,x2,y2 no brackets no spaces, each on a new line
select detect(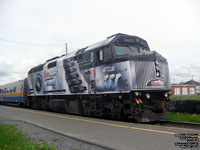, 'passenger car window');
13,87,16,93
